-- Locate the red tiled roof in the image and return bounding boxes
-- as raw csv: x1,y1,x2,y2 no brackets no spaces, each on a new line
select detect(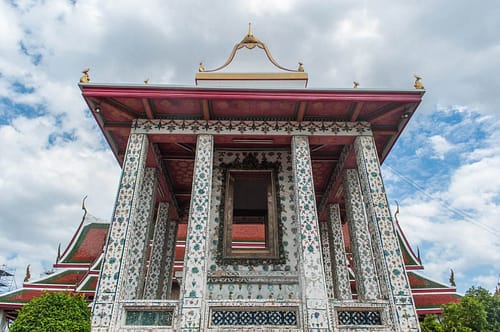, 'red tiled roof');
29,270,87,286
408,271,451,290
59,223,108,265
79,276,98,292
414,292,461,309
0,289,45,304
